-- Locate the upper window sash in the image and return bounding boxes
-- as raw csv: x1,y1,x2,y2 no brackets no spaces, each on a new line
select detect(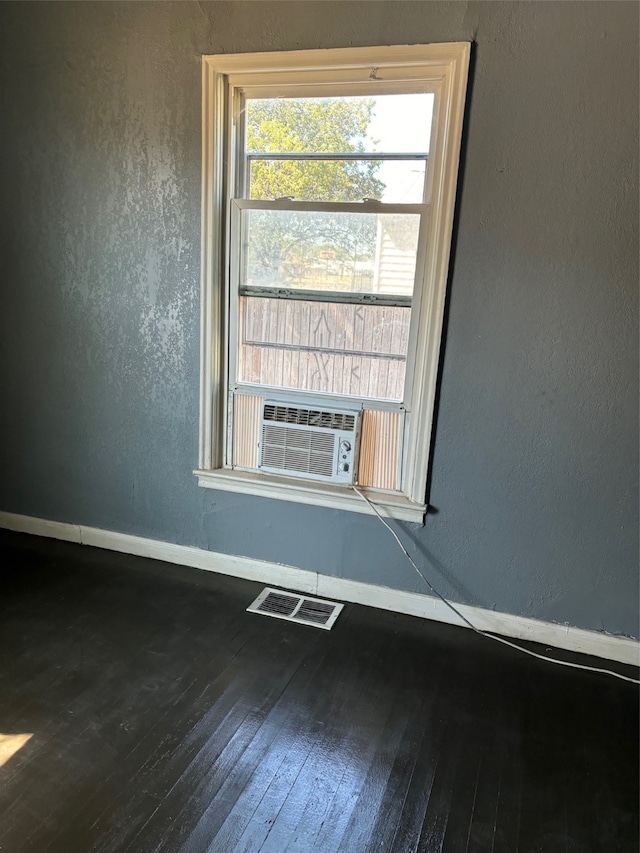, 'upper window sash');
236,87,435,203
